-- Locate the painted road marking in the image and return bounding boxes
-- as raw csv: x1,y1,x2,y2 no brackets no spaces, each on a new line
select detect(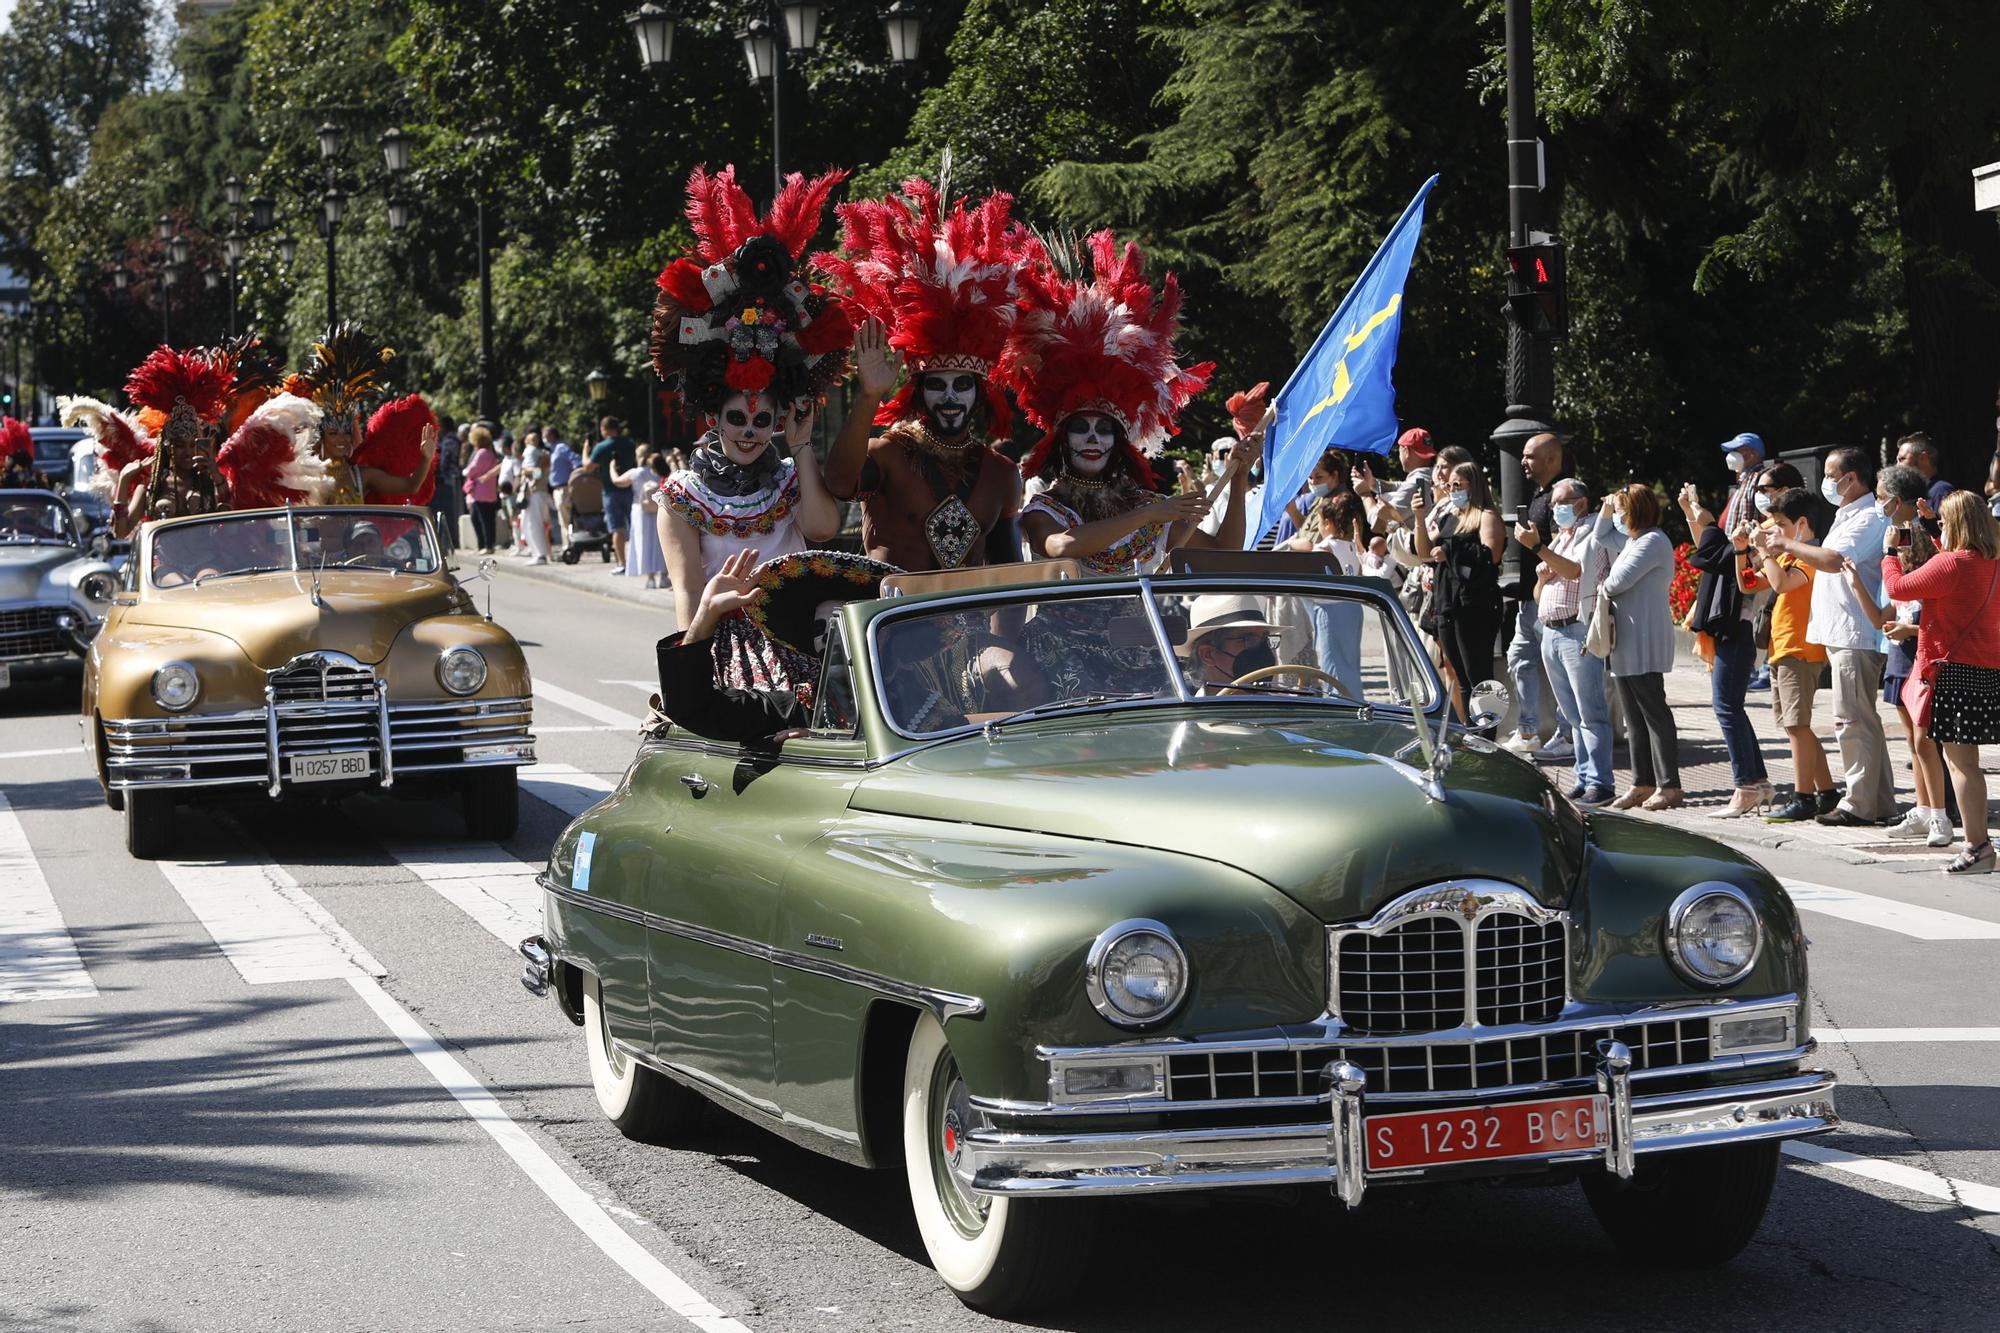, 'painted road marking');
0,793,97,1003
154,853,386,984
0,746,84,762
599,679,657,692
1782,879,2000,940
534,725,624,734
1817,1027,2000,1043
386,844,543,950
534,681,643,731
347,974,754,1331
1785,1141,2000,1214
524,761,618,821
